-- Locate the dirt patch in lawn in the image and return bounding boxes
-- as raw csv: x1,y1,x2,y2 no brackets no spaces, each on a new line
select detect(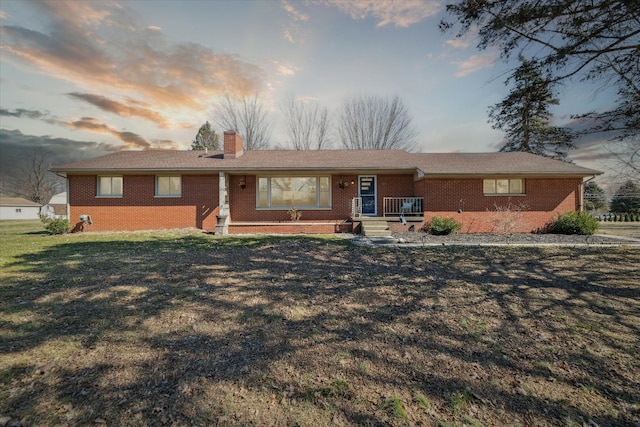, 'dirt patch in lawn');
1,230,639,426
